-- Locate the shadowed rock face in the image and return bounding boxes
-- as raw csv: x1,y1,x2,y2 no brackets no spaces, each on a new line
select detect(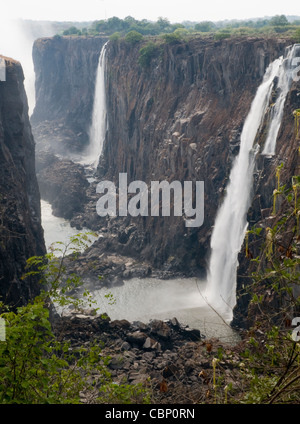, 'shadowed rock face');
0,56,45,308
94,37,291,273
31,36,295,278
37,155,89,220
